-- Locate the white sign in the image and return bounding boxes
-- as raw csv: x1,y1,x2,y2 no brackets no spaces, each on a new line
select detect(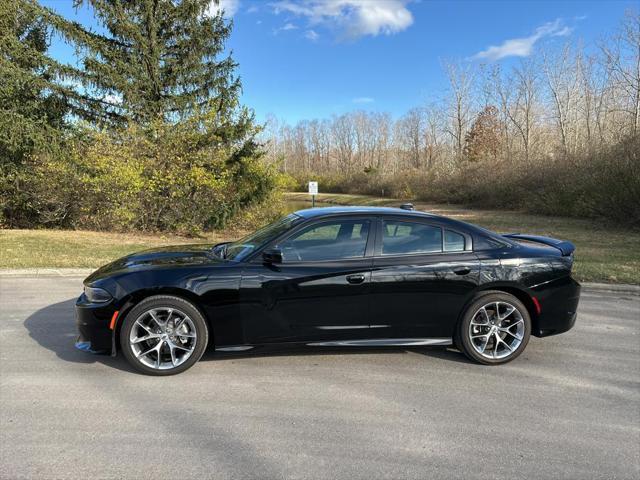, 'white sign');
308,181,318,195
